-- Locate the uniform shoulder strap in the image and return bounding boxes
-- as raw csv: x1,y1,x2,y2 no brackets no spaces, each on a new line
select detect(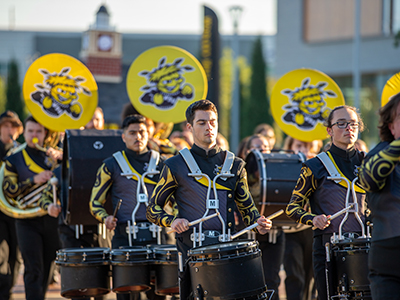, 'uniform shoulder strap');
220,150,235,181
113,151,133,179
316,152,341,183
179,147,202,180
147,150,160,178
